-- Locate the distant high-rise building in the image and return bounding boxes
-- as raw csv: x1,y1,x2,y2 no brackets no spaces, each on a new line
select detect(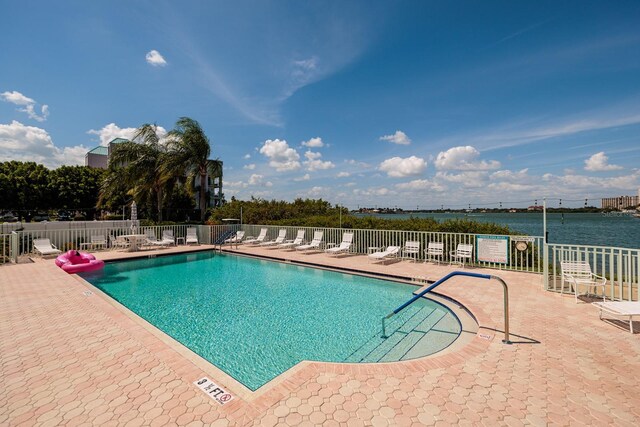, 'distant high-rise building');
601,189,640,209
